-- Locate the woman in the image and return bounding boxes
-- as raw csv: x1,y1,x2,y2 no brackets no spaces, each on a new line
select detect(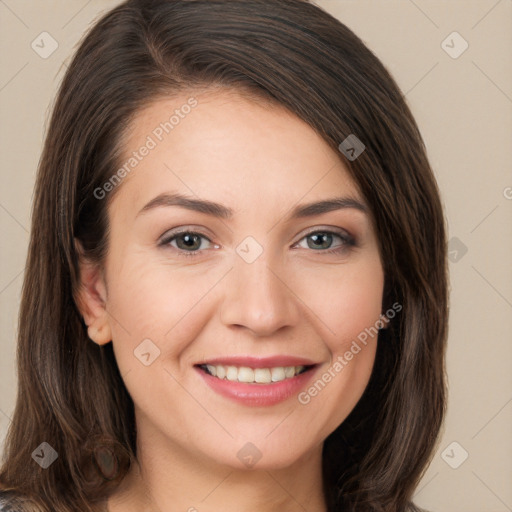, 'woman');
0,0,448,510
